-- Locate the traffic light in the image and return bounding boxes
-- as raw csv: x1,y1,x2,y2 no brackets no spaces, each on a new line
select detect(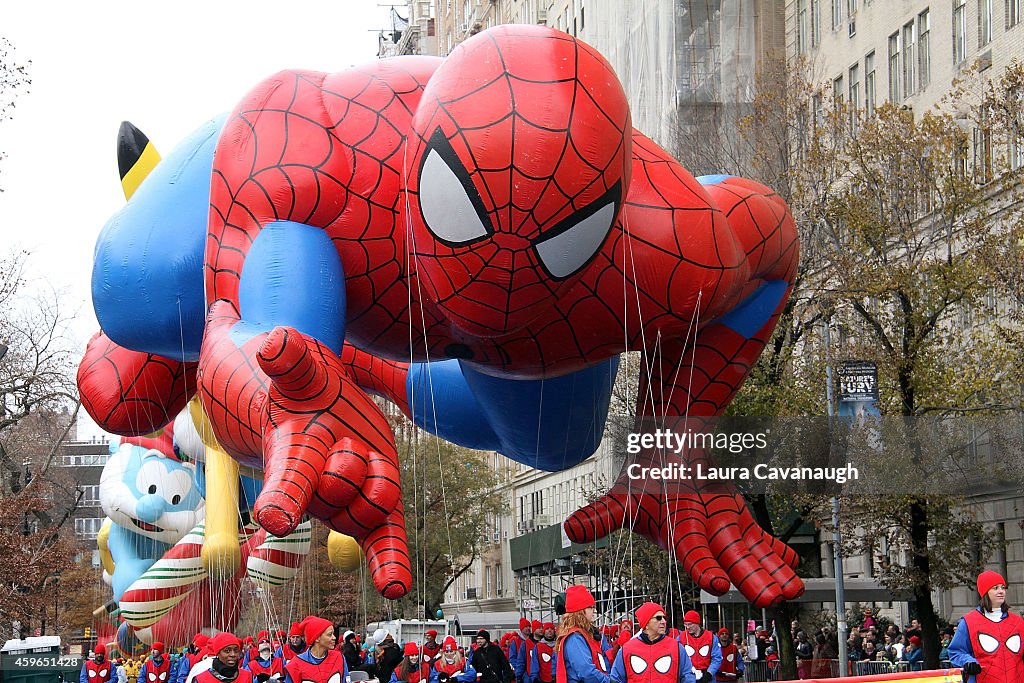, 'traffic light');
84,627,92,638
